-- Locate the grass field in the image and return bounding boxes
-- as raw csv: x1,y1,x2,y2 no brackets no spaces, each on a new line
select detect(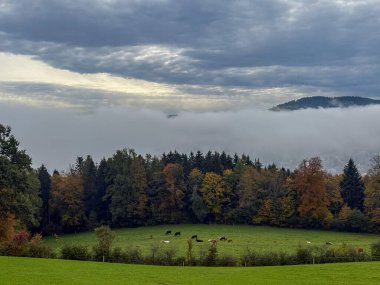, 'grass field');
45,224,380,257
1,256,379,285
